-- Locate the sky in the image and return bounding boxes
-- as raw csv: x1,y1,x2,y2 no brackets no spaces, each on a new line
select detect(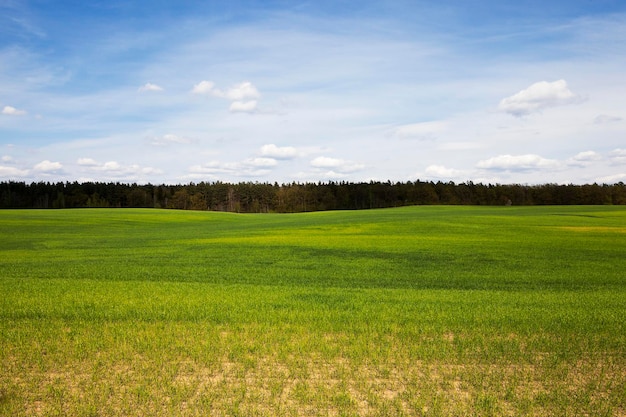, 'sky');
1,0,625,185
